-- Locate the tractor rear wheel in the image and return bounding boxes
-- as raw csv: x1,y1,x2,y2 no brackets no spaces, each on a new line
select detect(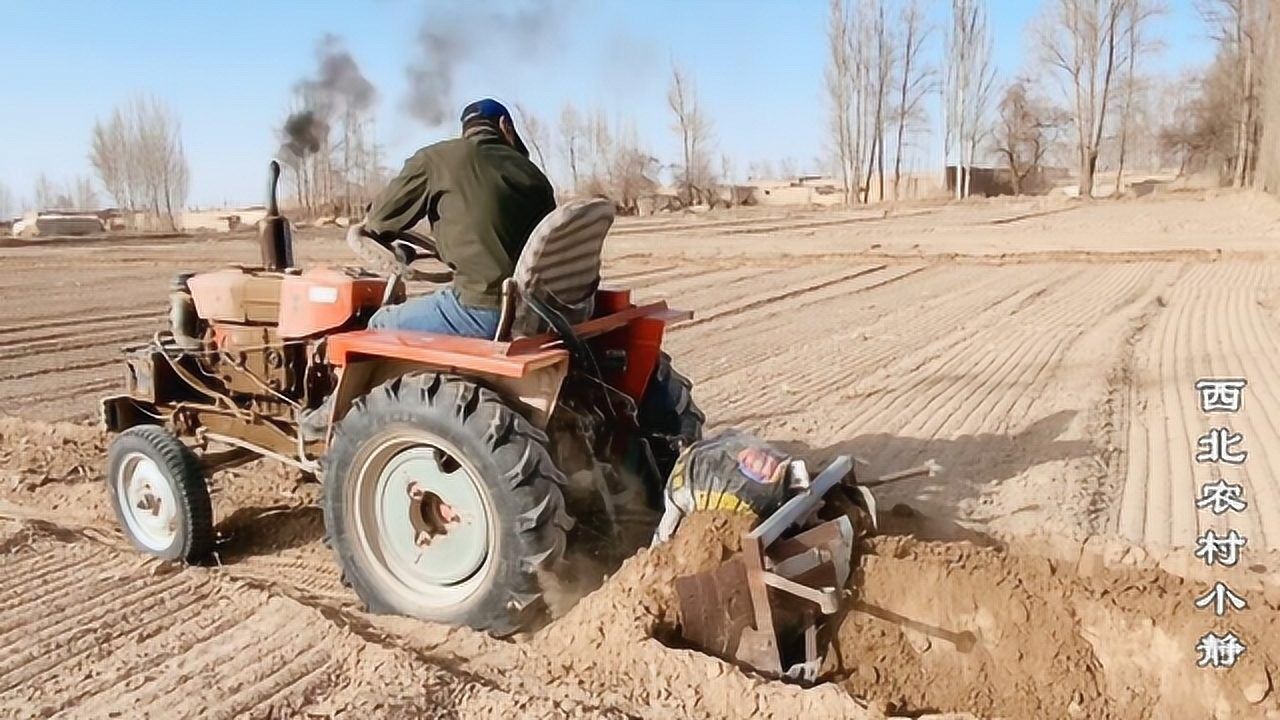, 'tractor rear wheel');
322,373,572,635
106,424,213,562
